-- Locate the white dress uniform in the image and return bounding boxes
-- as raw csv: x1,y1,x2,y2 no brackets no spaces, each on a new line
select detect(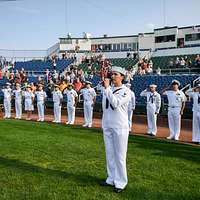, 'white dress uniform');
102,85,131,189
140,89,161,135
2,88,12,118
23,91,35,111
64,89,78,124
185,89,200,143
35,90,47,121
128,90,136,131
52,90,63,123
13,89,22,119
81,87,96,127
163,90,186,140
